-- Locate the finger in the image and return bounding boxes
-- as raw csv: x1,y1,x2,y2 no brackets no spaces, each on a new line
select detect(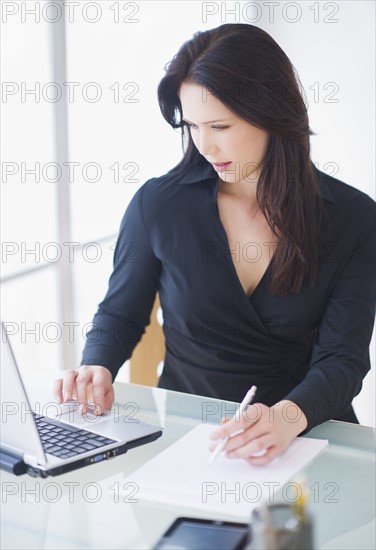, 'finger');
209,438,226,452
208,425,251,452
61,369,79,402
104,385,115,411
221,419,271,452
92,369,114,414
210,422,243,441
53,378,63,403
237,403,265,427
75,368,92,411
91,381,106,416
209,420,231,449
245,445,281,466
226,434,273,459
91,388,104,415
210,403,264,440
